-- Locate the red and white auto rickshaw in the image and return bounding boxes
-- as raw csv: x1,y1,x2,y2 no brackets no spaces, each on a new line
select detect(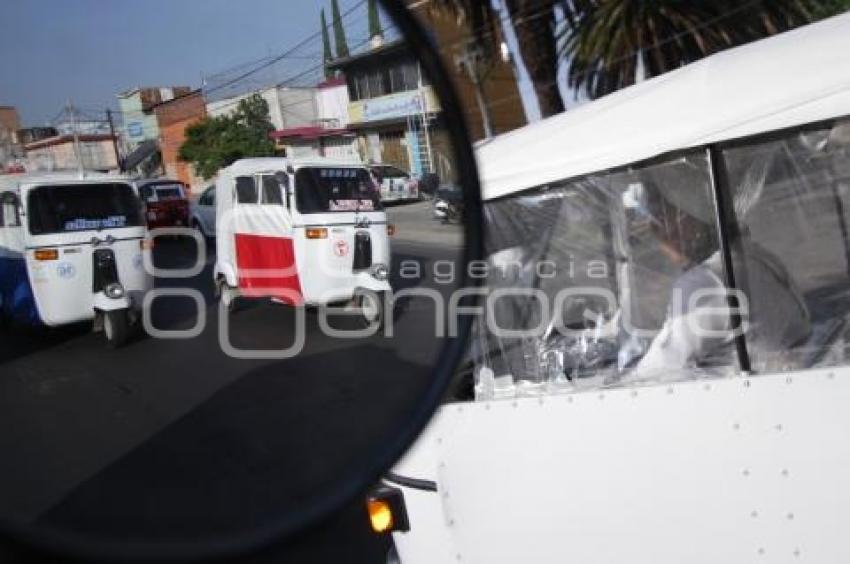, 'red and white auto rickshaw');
132,178,190,230
214,158,392,324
